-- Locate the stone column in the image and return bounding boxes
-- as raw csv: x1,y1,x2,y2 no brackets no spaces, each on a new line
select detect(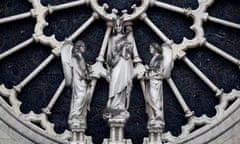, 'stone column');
103,113,132,144
143,120,164,144
69,119,93,144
